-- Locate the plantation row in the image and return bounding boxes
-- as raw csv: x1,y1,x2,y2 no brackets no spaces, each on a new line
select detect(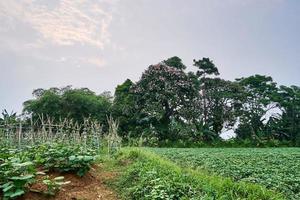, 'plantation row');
0,113,299,200
0,117,121,199
1,133,299,199
151,148,300,200
0,142,96,199
107,148,286,200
